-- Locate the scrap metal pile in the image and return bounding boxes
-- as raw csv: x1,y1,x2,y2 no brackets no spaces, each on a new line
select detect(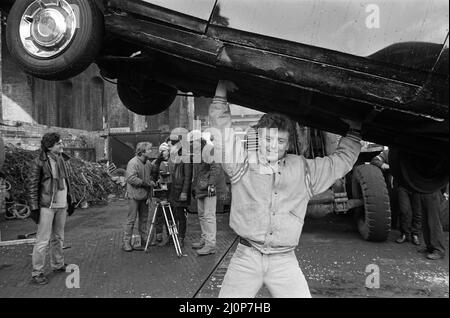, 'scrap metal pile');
2,145,125,208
